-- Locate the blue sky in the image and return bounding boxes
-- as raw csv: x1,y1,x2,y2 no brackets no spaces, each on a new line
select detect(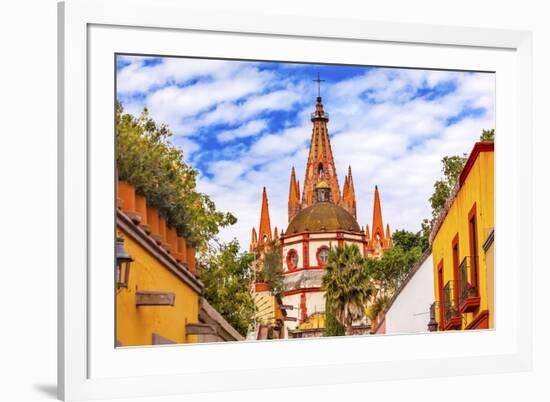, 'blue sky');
116,55,495,250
